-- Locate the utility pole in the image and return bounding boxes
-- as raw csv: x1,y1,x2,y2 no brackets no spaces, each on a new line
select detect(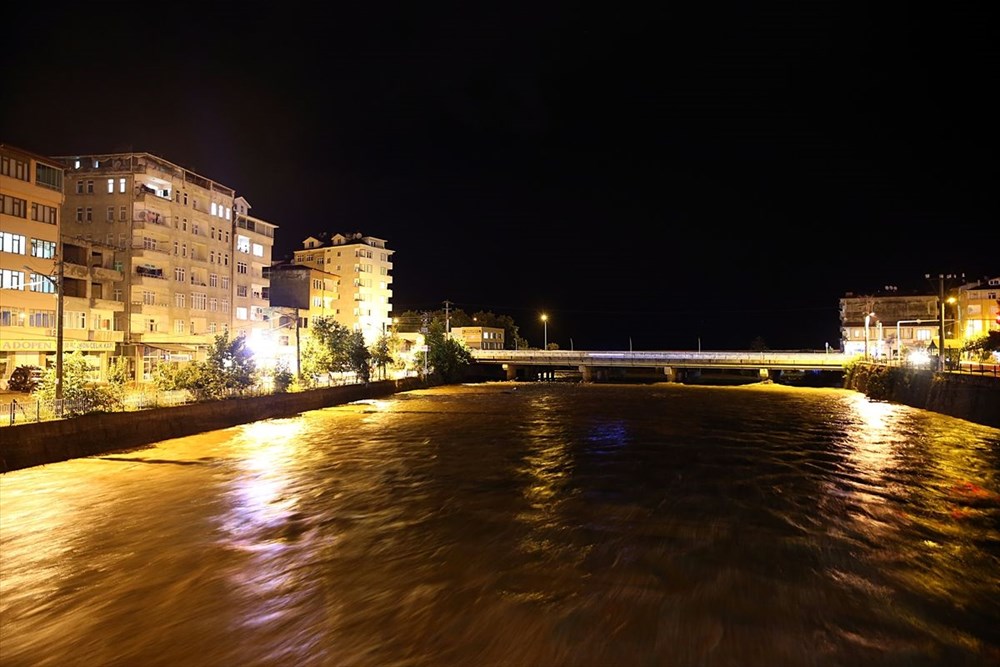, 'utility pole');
443,300,452,338
55,252,64,414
